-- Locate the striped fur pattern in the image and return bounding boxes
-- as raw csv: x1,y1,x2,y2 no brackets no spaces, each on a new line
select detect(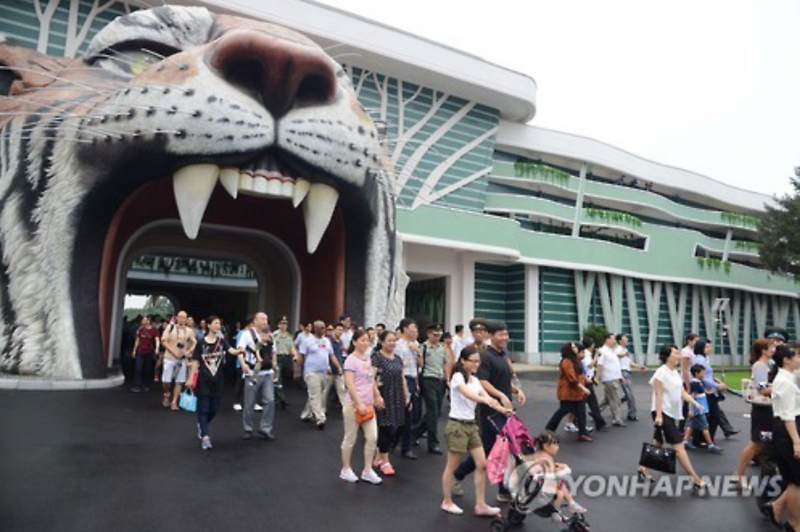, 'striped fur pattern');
0,6,406,378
